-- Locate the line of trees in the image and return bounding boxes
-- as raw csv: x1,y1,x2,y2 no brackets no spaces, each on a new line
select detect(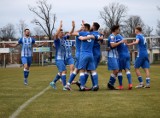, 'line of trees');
156,6,160,36
1,1,160,40
100,3,158,37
